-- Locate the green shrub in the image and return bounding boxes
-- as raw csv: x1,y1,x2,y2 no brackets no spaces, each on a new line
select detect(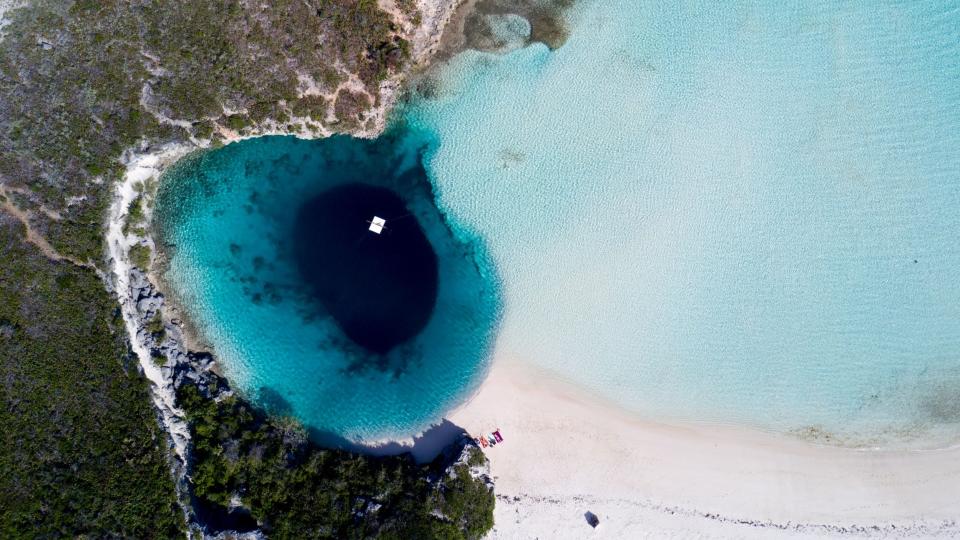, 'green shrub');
0,0,490,536
177,383,496,539
146,312,165,340
430,464,495,539
0,220,184,537
124,195,146,235
129,243,152,269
